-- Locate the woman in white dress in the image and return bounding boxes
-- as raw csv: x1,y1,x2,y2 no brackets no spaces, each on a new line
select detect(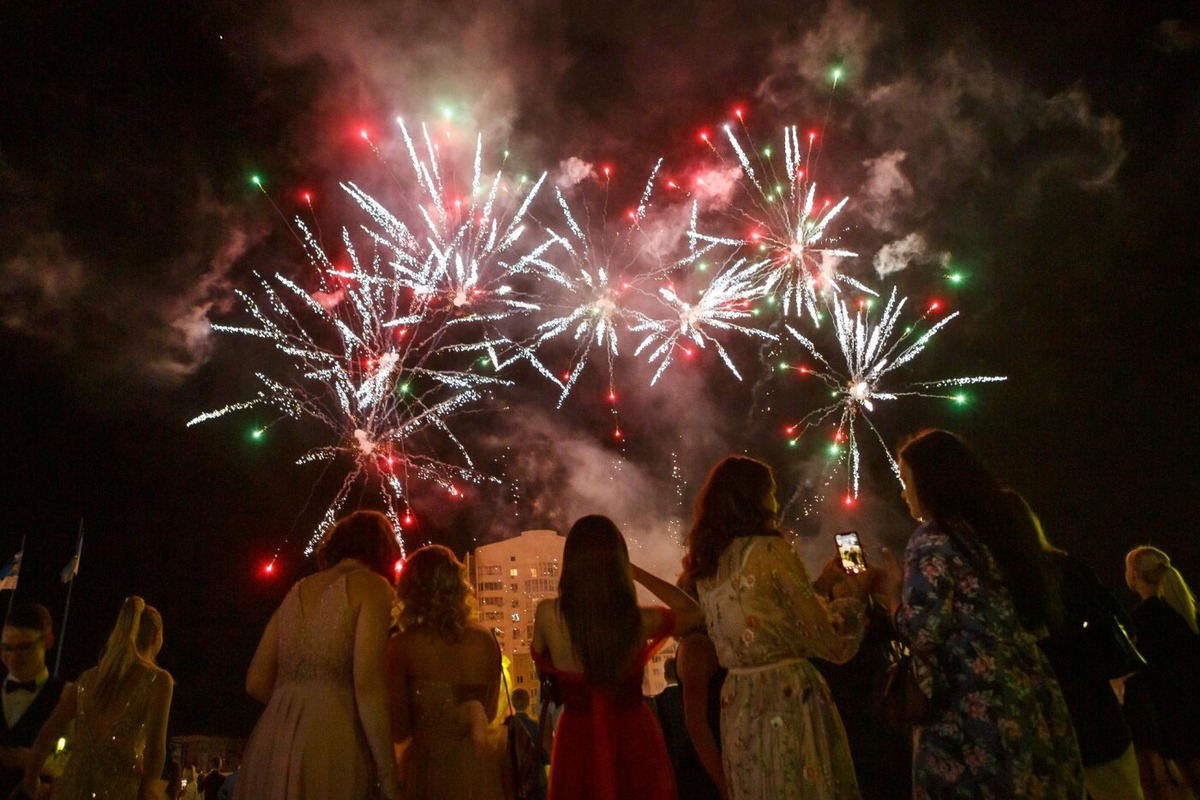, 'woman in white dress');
681,456,870,800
